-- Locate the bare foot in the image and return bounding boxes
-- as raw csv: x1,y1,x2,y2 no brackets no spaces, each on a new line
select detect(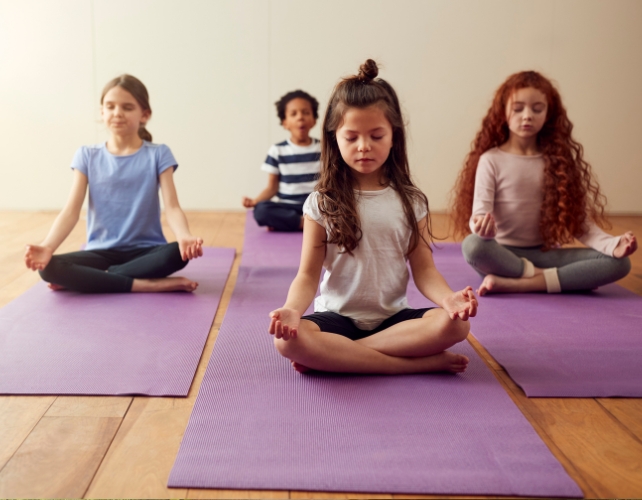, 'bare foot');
477,274,499,296
429,351,469,373
477,274,546,295
47,283,66,291
131,277,198,293
291,361,311,373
